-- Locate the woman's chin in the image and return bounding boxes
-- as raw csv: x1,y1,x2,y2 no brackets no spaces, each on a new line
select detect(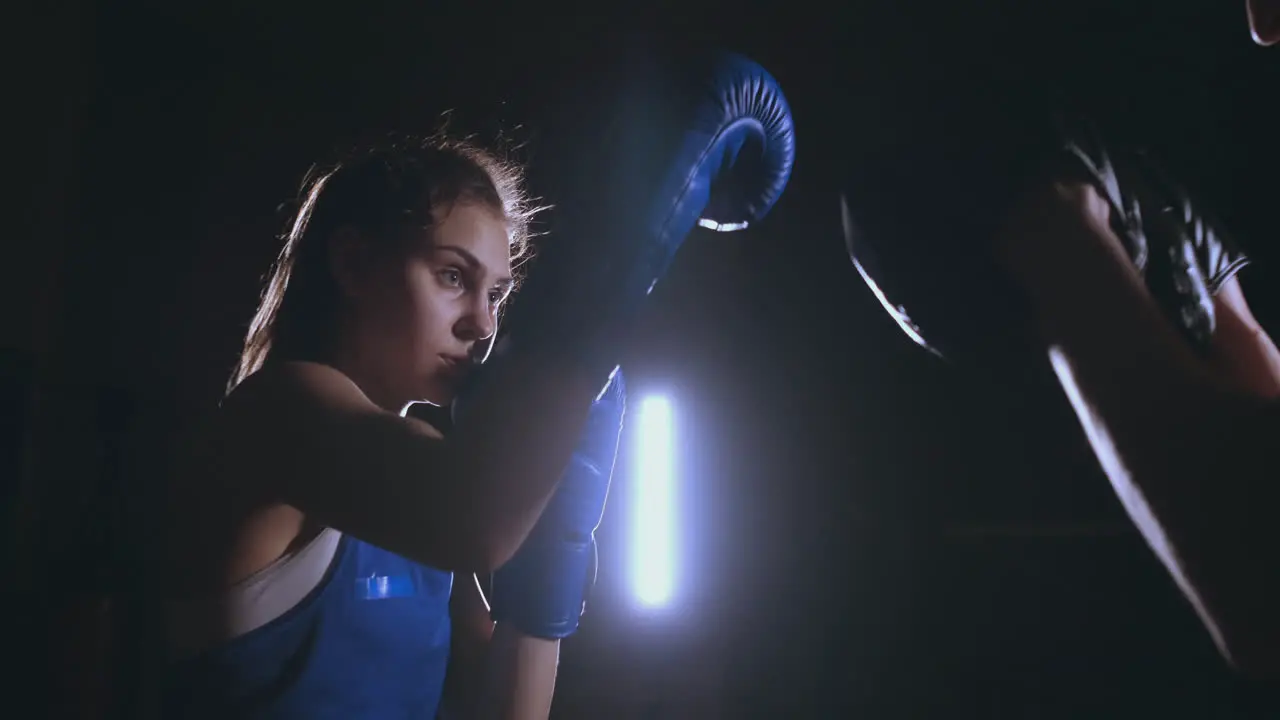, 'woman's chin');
417,380,457,408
